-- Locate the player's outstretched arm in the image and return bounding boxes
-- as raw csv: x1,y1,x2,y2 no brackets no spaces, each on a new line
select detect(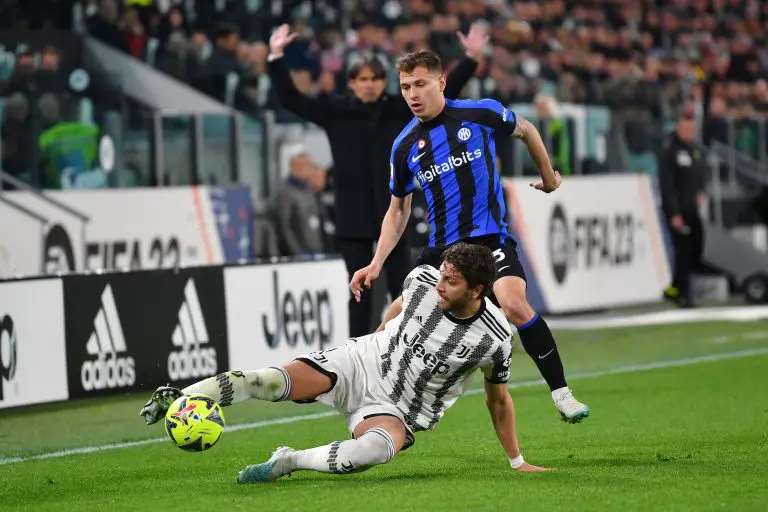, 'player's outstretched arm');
513,115,561,193
483,380,549,472
444,22,487,98
267,24,333,126
350,195,412,302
